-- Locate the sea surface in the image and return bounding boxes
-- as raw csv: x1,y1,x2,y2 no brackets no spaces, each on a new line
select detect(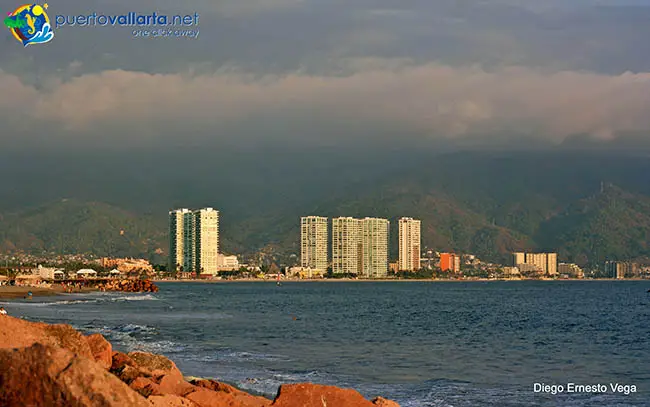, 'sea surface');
2,281,650,406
